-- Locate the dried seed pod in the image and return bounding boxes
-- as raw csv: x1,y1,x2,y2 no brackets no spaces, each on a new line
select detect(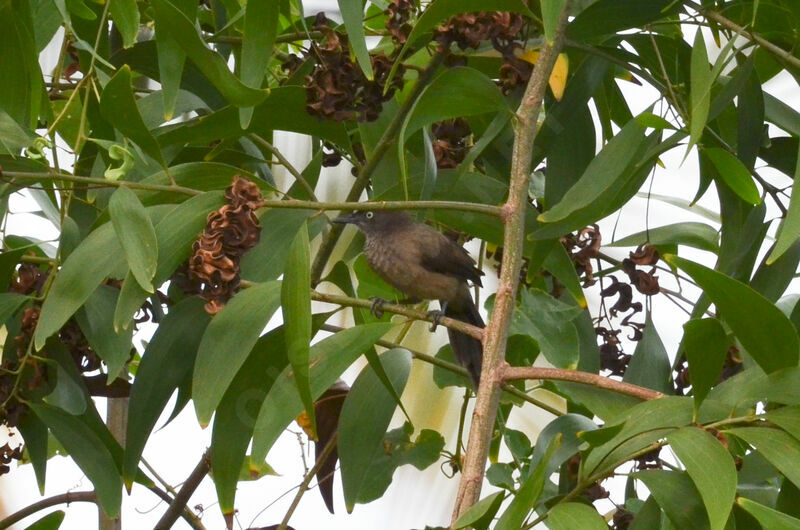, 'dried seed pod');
189,176,264,314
